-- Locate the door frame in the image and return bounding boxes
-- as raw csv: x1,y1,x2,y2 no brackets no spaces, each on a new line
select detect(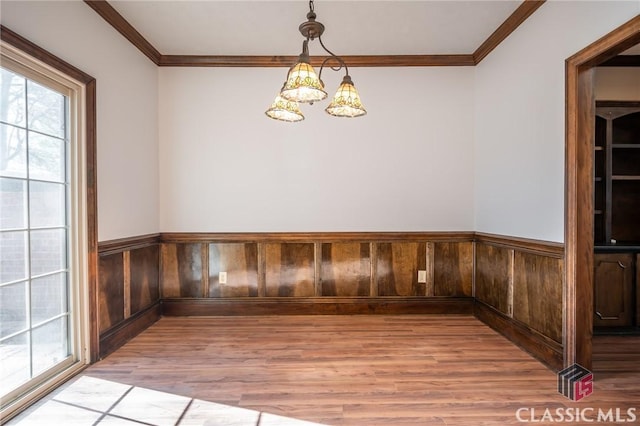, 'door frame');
564,15,640,370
